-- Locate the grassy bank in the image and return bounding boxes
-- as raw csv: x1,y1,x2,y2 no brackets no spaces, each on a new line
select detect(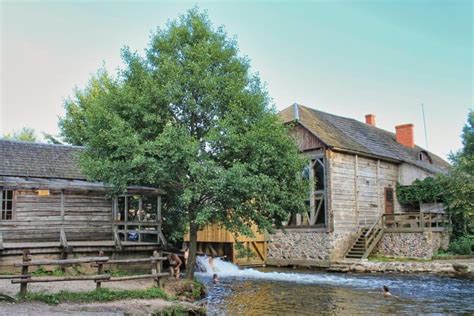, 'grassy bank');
21,287,169,305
